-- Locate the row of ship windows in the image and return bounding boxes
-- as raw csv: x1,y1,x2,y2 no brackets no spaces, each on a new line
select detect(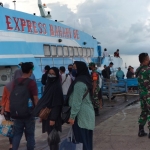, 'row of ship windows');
43,45,94,57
